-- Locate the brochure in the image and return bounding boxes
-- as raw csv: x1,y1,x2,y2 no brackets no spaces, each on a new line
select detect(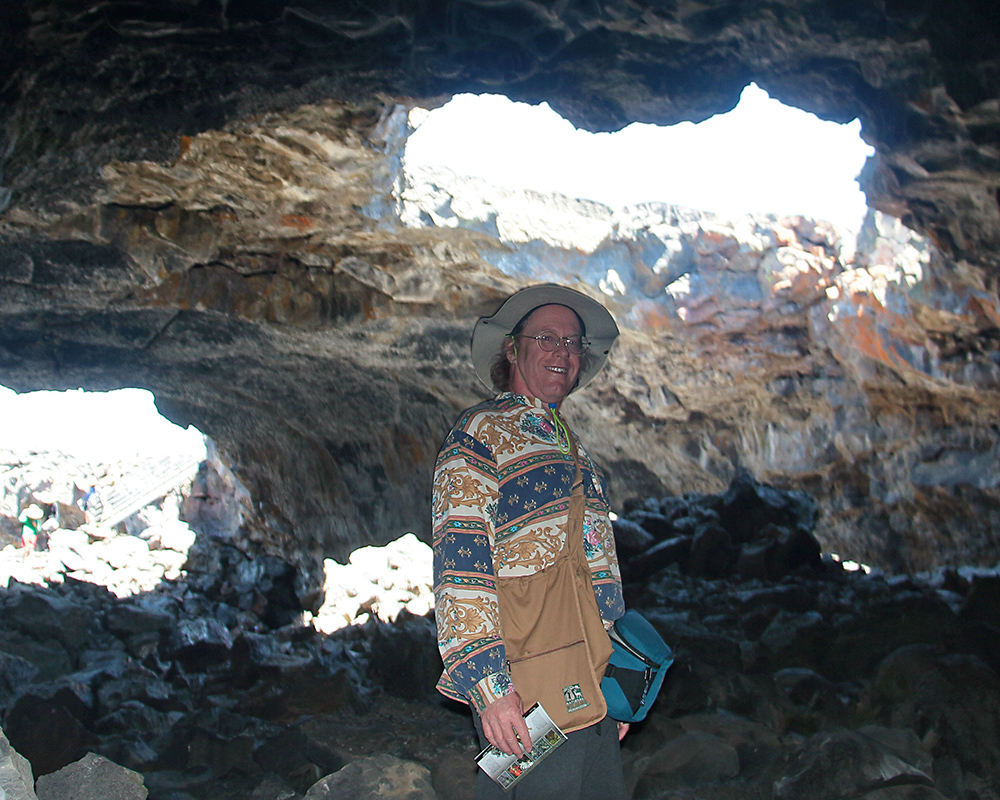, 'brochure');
474,703,568,791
